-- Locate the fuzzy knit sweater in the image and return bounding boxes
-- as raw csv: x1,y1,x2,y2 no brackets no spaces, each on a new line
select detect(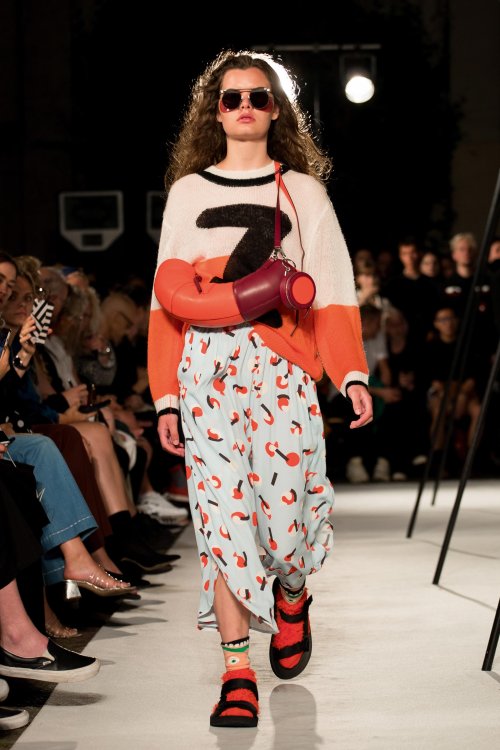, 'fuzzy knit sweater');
148,162,368,414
